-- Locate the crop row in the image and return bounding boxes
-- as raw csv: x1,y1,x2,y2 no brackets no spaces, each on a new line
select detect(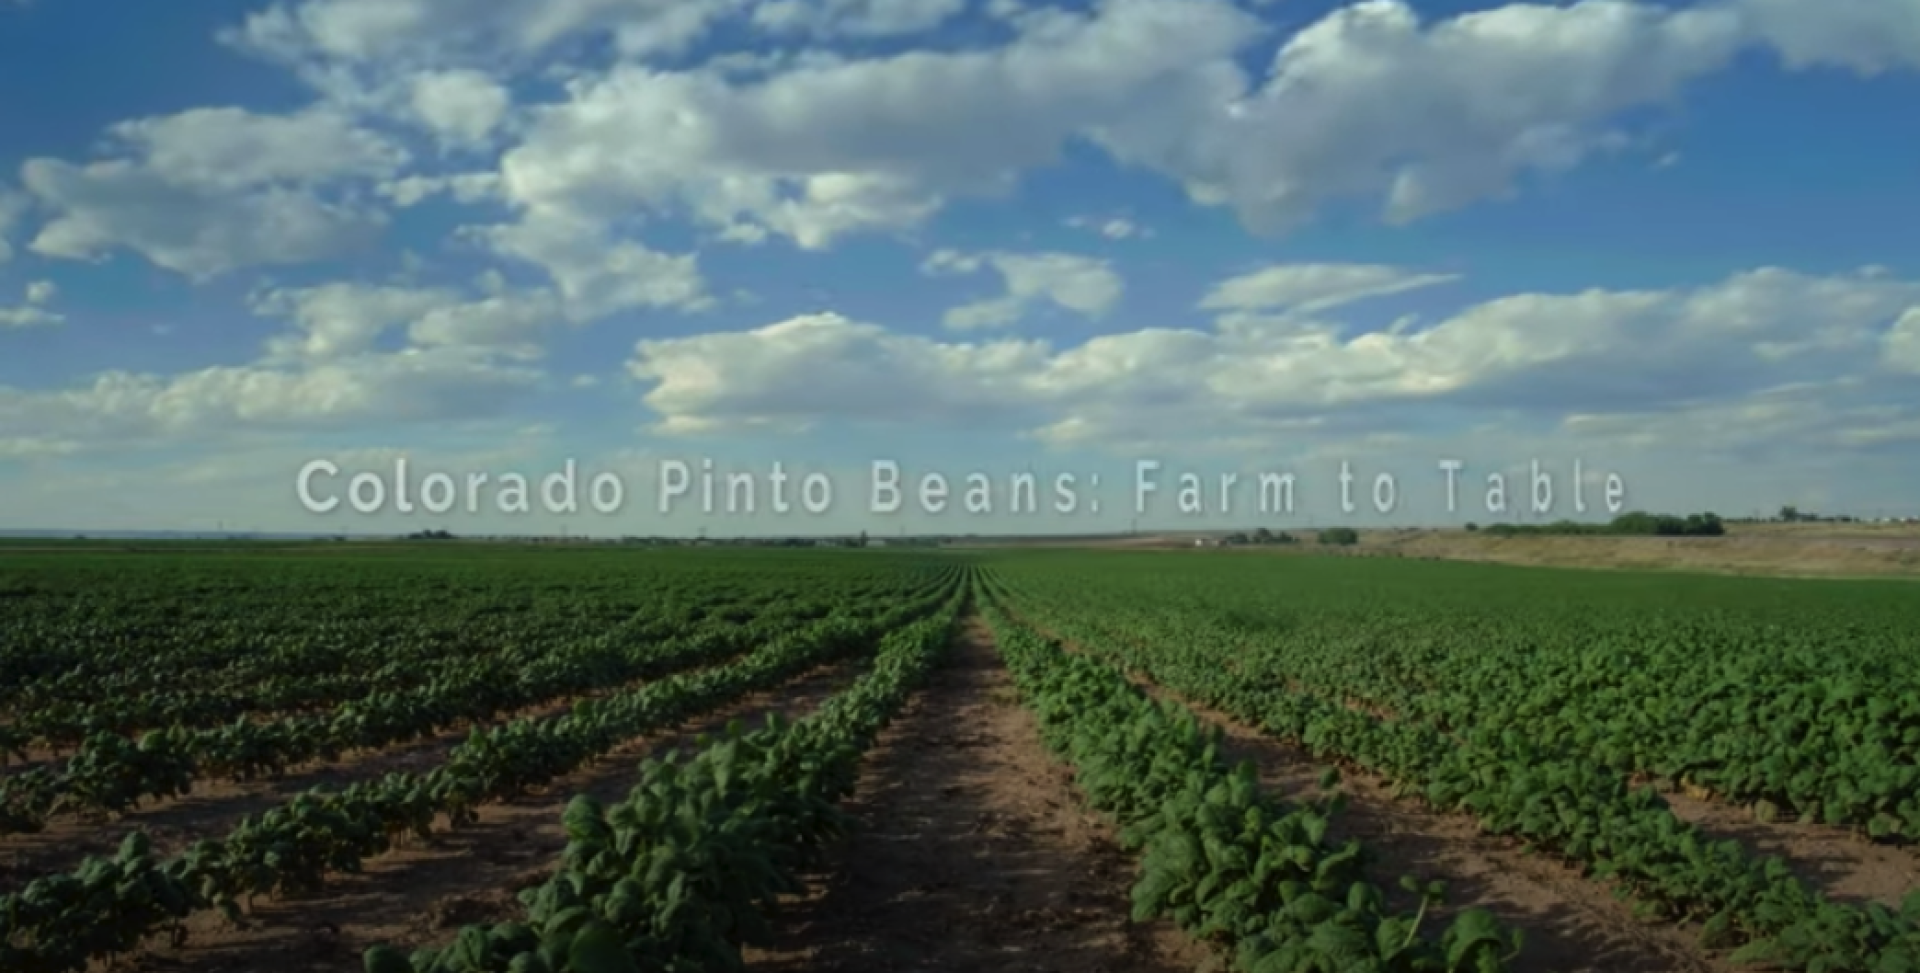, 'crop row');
997,559,1920,840
362,582,963,973
978,591,1521,973
0,573,963,973
990,572,1920,973
0,591,865,834
0,571,913,741
0,555,945,706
